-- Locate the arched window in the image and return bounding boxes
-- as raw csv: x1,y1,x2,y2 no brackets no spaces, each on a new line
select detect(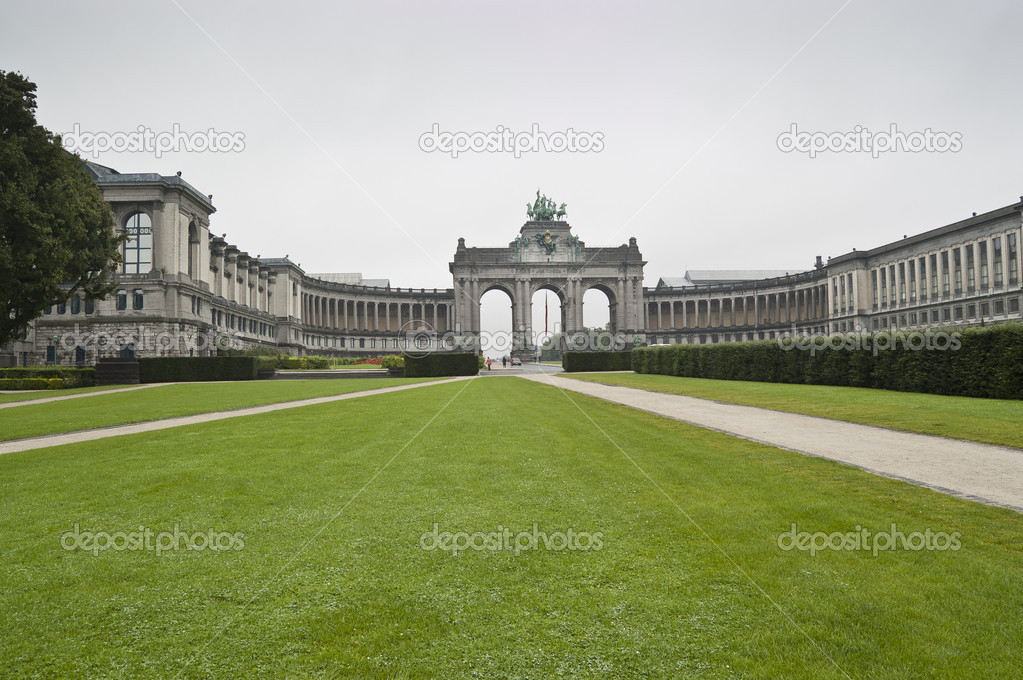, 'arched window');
123,212,152,274
187,222,199,279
